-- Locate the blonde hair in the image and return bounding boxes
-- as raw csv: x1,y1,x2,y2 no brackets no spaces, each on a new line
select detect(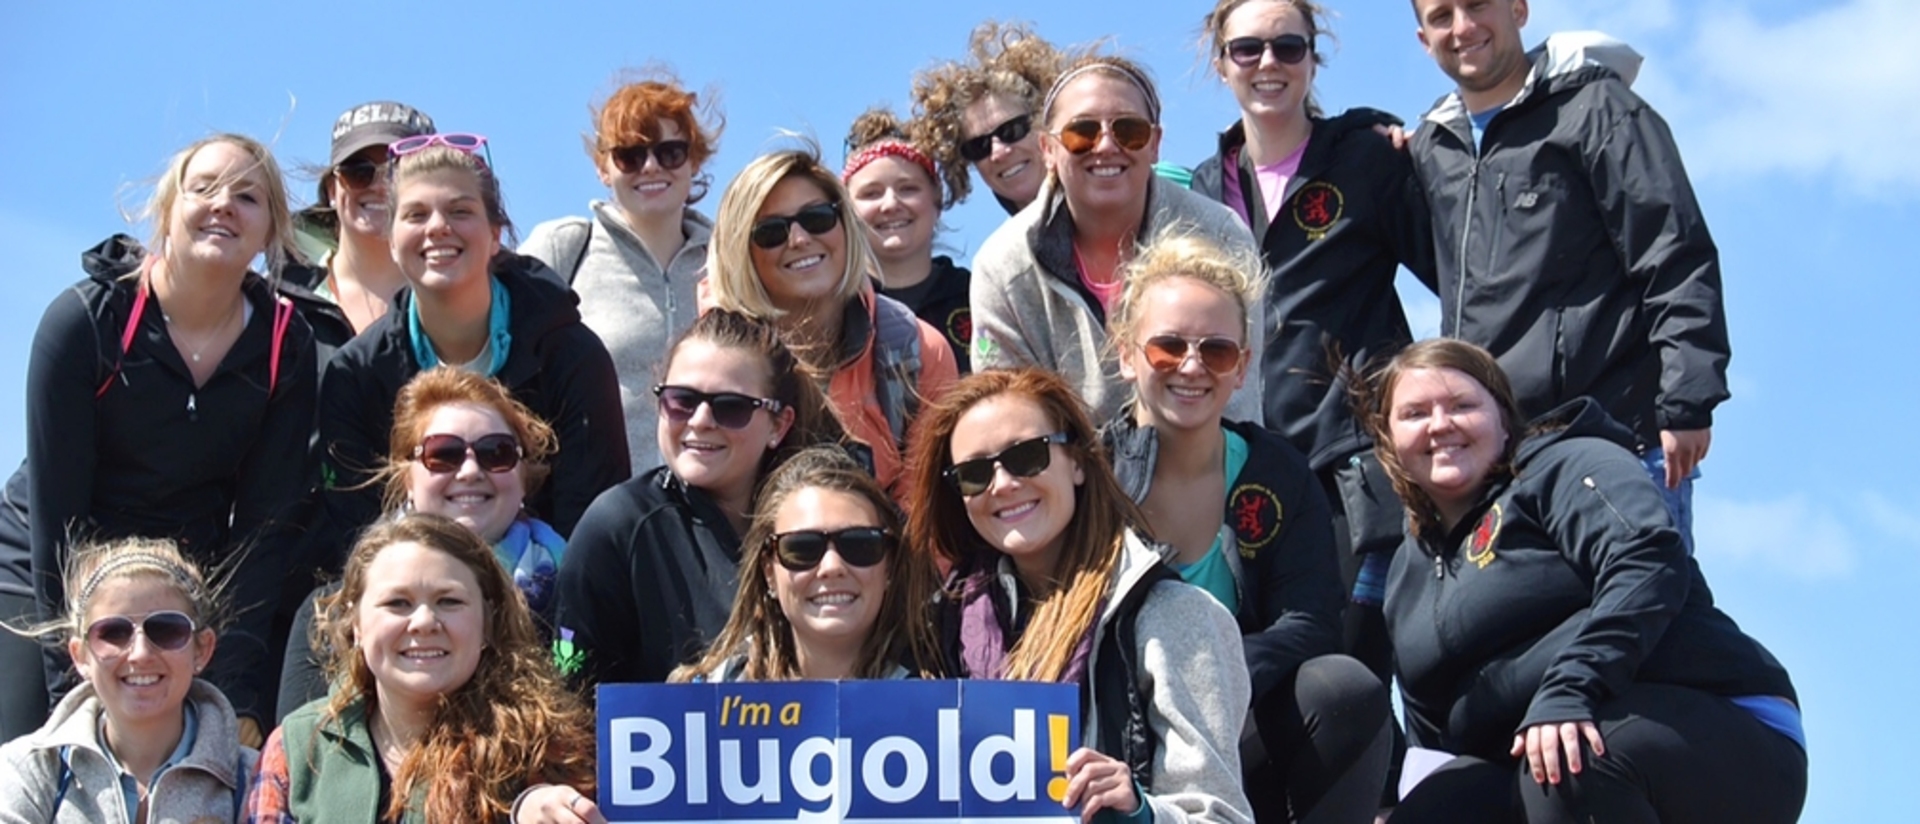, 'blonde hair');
1107,228,1266,353
6,537,221,650
705,143,875,320
142,133,301,278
